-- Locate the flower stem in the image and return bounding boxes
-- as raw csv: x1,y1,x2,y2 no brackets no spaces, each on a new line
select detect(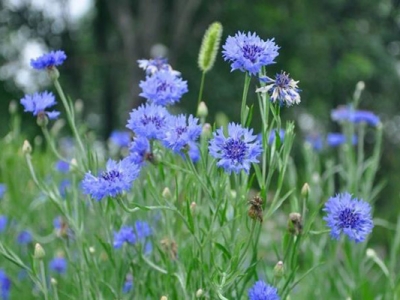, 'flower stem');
241,73,251,126
197,71,206,108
